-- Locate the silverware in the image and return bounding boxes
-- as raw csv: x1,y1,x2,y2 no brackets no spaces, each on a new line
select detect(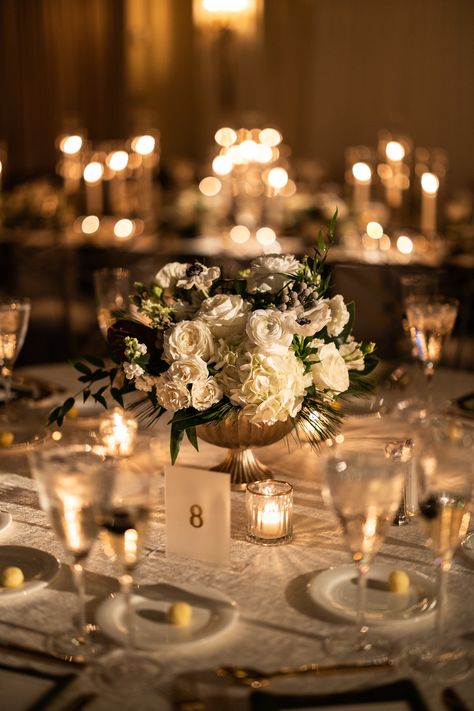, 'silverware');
216,658,394,688
442,687,471,711
0,640,85,671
